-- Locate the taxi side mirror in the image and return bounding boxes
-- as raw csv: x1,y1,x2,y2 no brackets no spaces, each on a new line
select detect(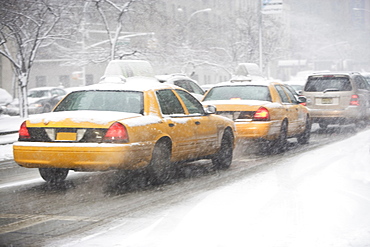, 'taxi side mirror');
296,96,307,104
204,105,216,114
